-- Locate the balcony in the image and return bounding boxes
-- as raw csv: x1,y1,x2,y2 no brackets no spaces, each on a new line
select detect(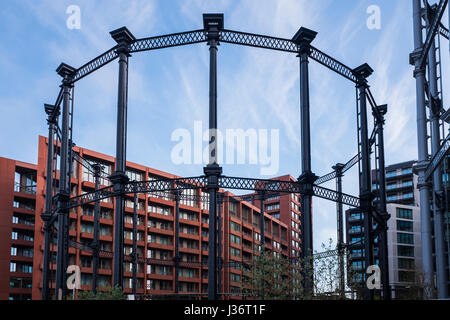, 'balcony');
348,228,362,235
14,183,36,195
348,215,363,222
349,252,363,259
